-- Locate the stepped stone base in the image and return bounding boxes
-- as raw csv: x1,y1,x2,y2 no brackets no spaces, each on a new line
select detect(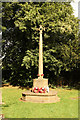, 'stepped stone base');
21,90,60,103
33,78,48,88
